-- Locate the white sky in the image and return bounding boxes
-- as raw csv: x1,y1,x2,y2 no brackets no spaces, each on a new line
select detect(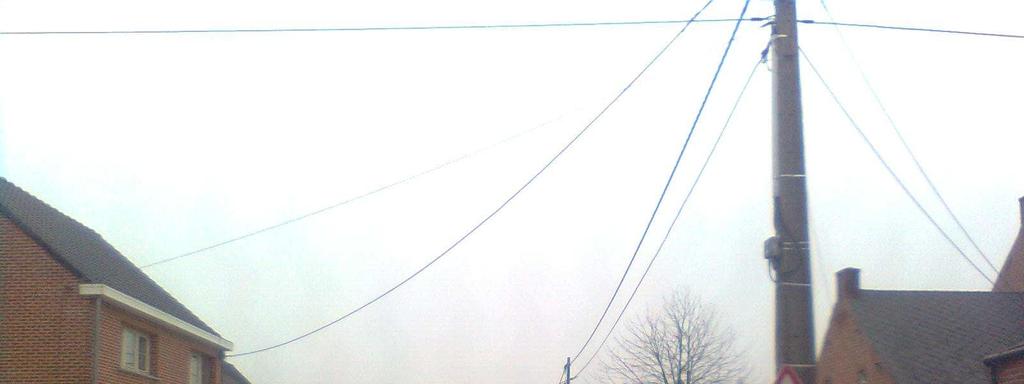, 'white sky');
1,0,1022,383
